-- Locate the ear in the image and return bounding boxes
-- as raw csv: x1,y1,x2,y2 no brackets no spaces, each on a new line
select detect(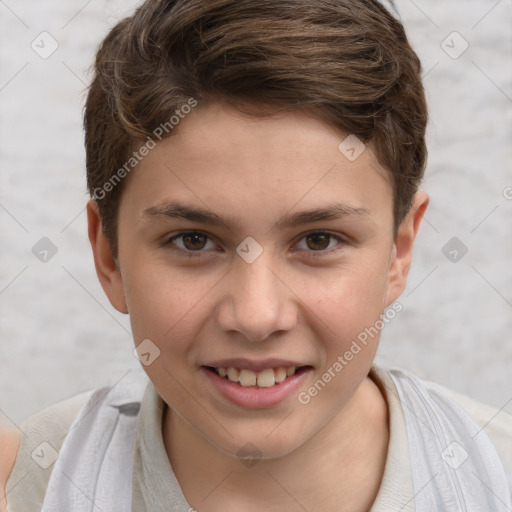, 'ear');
384,190,429,307
87,200,128,314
